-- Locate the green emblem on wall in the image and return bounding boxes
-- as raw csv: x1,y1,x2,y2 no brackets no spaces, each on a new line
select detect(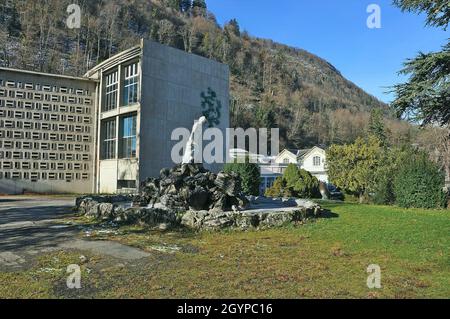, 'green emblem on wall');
201,87,222,128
